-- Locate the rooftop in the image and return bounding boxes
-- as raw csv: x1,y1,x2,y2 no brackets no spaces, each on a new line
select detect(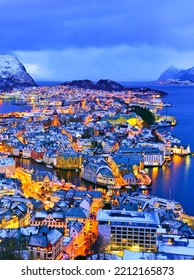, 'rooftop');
97,209,160,225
